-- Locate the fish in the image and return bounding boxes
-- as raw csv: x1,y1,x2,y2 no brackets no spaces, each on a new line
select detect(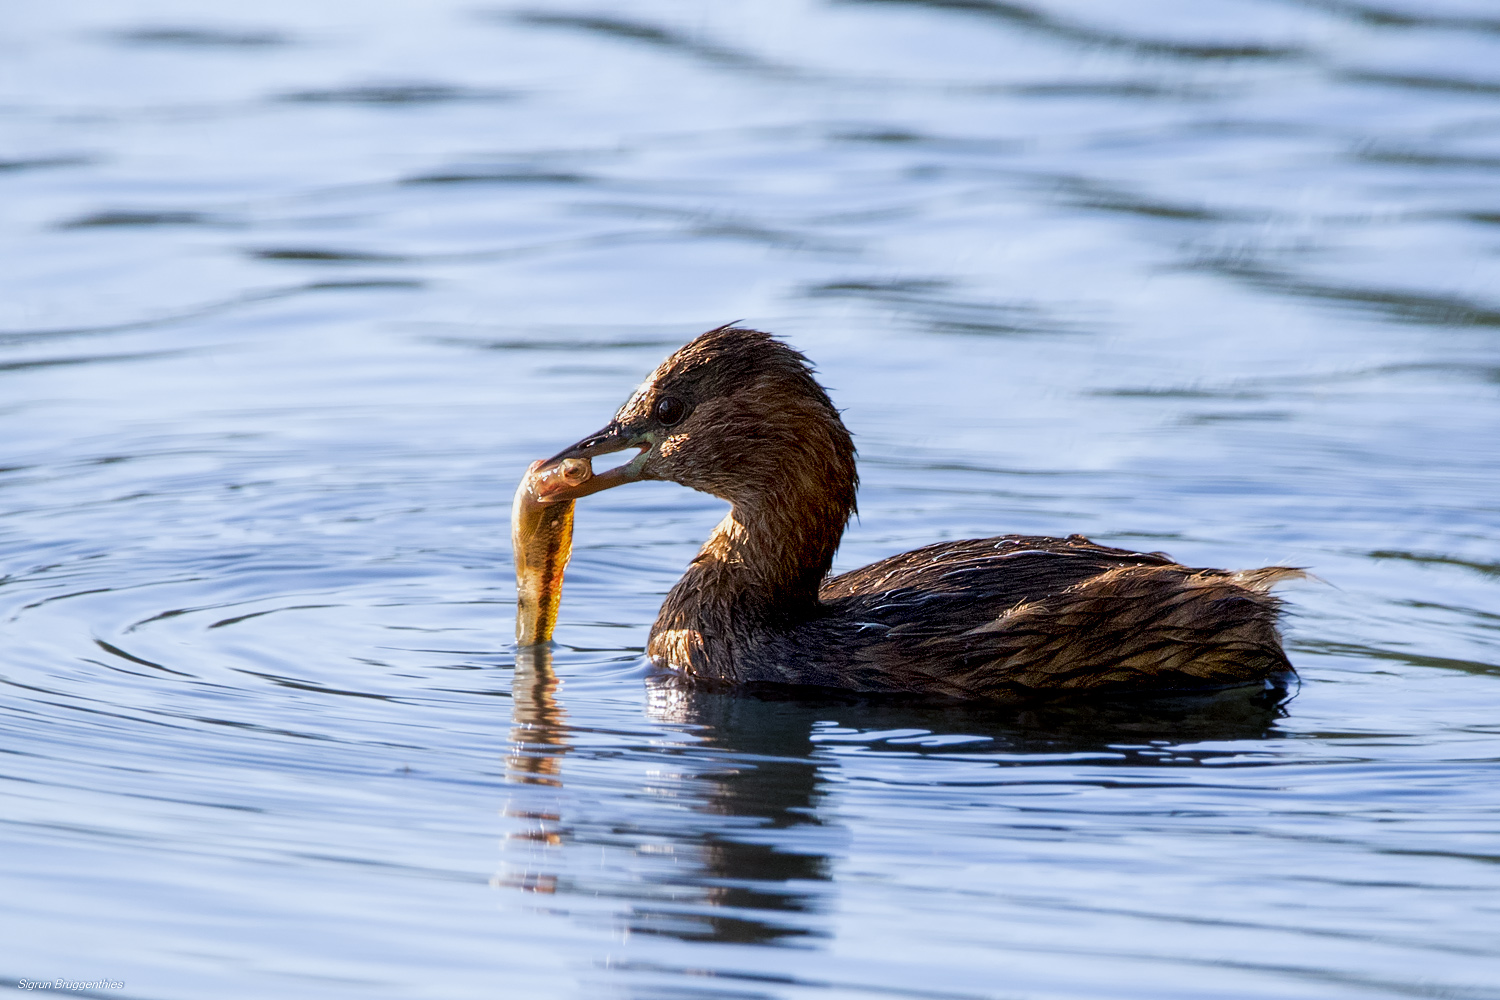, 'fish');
512,457,590,644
